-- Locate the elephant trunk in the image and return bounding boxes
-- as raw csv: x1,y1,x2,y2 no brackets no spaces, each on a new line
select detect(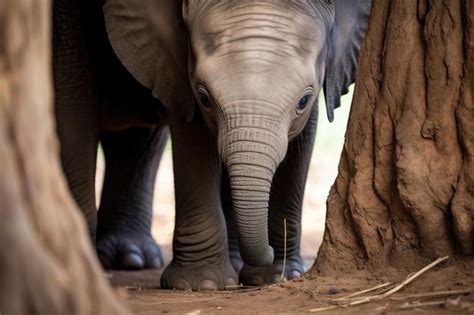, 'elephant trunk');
219,121,288,267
